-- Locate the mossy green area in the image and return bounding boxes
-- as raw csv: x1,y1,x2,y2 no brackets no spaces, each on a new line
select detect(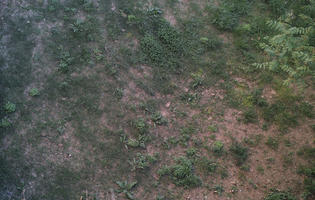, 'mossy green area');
0,0,314,199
